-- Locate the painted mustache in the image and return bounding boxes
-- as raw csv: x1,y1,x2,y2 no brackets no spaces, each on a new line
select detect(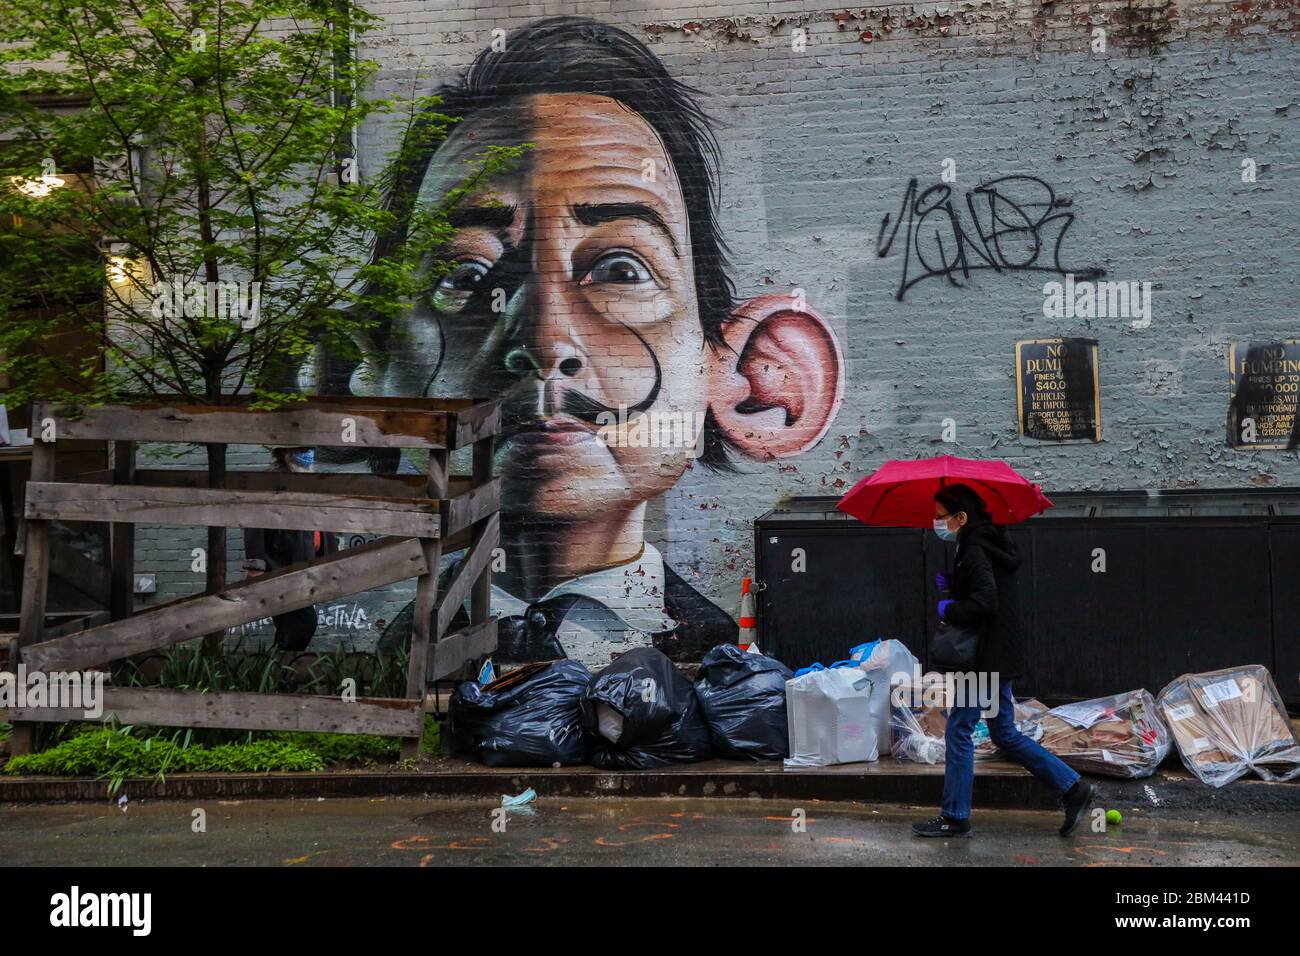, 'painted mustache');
504,319,663,429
